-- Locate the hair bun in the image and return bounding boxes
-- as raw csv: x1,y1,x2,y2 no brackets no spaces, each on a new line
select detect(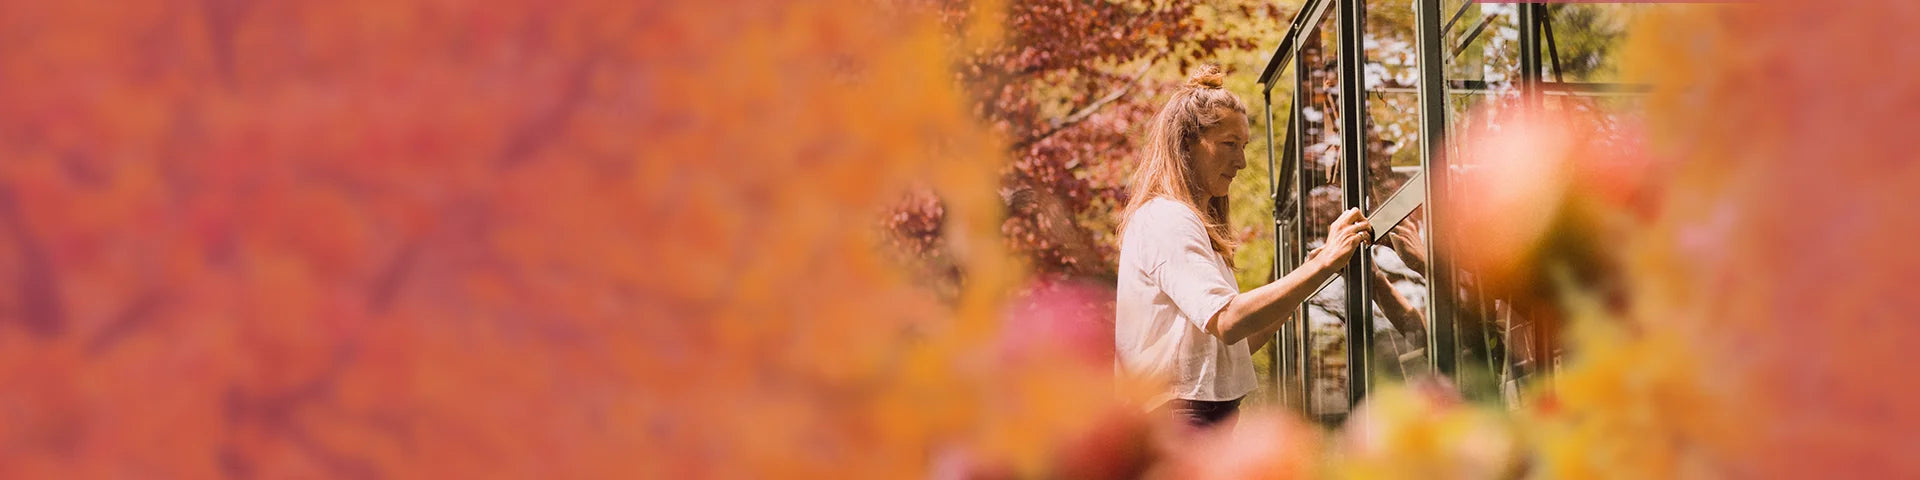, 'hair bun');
1185,64,1226,89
